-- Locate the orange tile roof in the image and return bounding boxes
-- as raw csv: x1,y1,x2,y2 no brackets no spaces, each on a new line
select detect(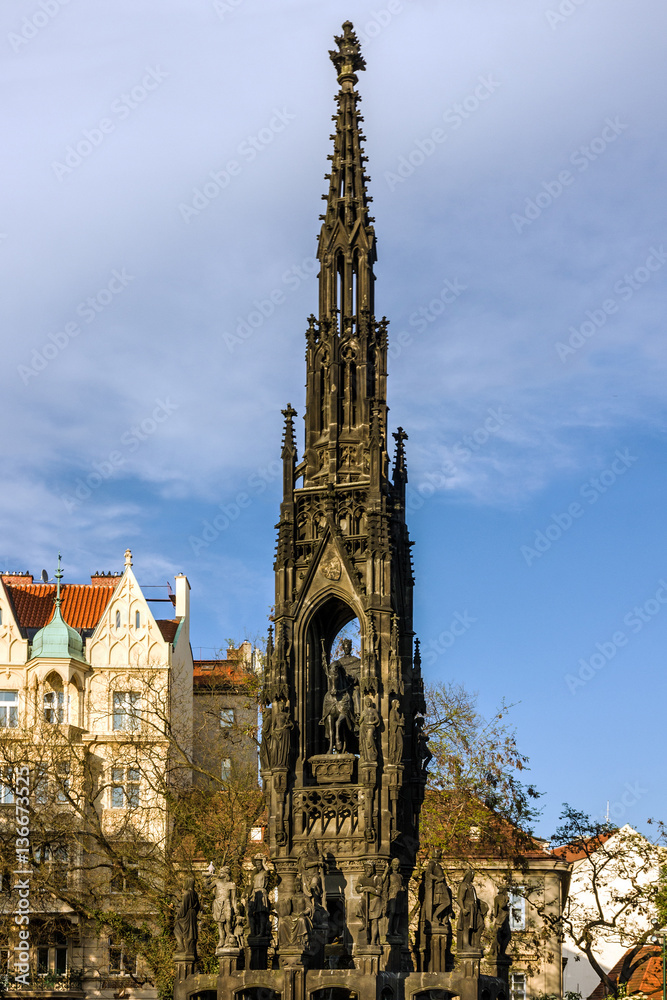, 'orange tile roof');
3,582,116,631
588,945,663,1000
552,831,615,863
193,659,254,689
